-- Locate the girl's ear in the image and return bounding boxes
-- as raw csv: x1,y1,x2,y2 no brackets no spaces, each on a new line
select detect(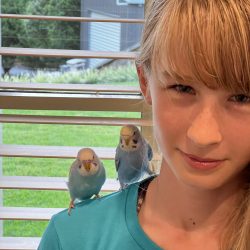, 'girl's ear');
136,65,152,105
